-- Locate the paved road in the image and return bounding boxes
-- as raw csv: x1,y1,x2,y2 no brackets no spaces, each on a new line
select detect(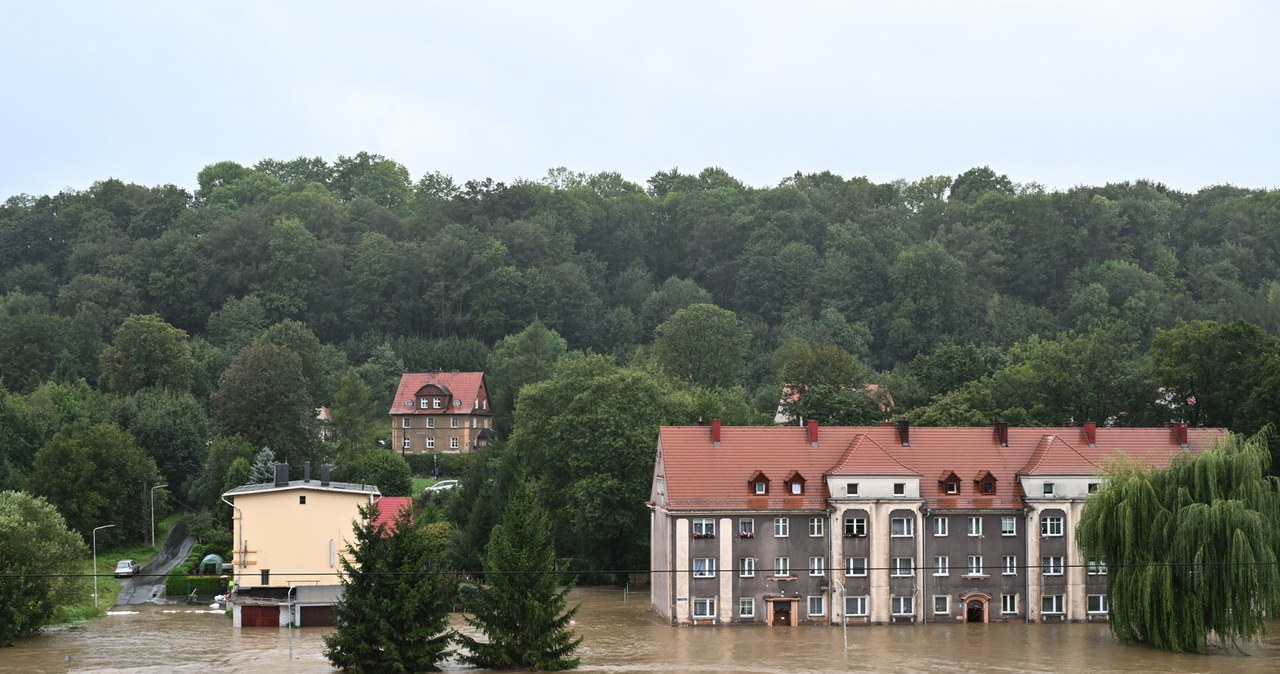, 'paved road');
114,520,197,605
